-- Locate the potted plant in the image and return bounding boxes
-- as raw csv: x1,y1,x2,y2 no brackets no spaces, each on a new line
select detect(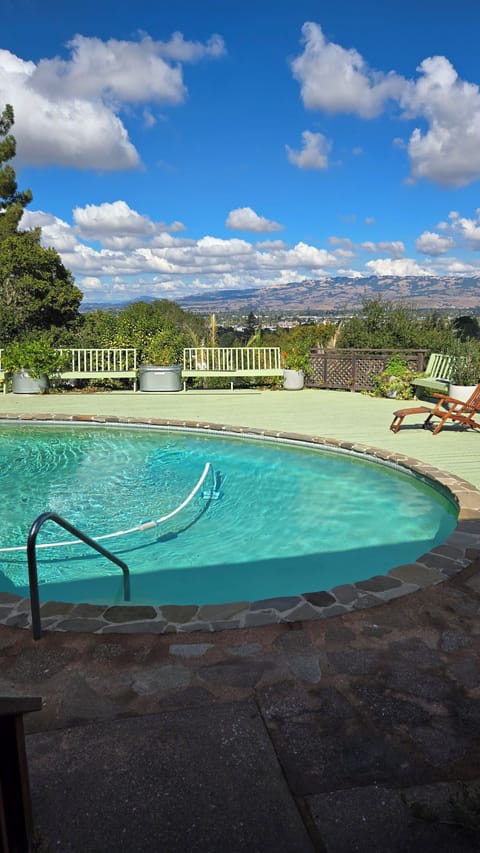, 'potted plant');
2,335,70,393
281,343,311,390
446,338,480,402
138,328,187,392
372,356,416,399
